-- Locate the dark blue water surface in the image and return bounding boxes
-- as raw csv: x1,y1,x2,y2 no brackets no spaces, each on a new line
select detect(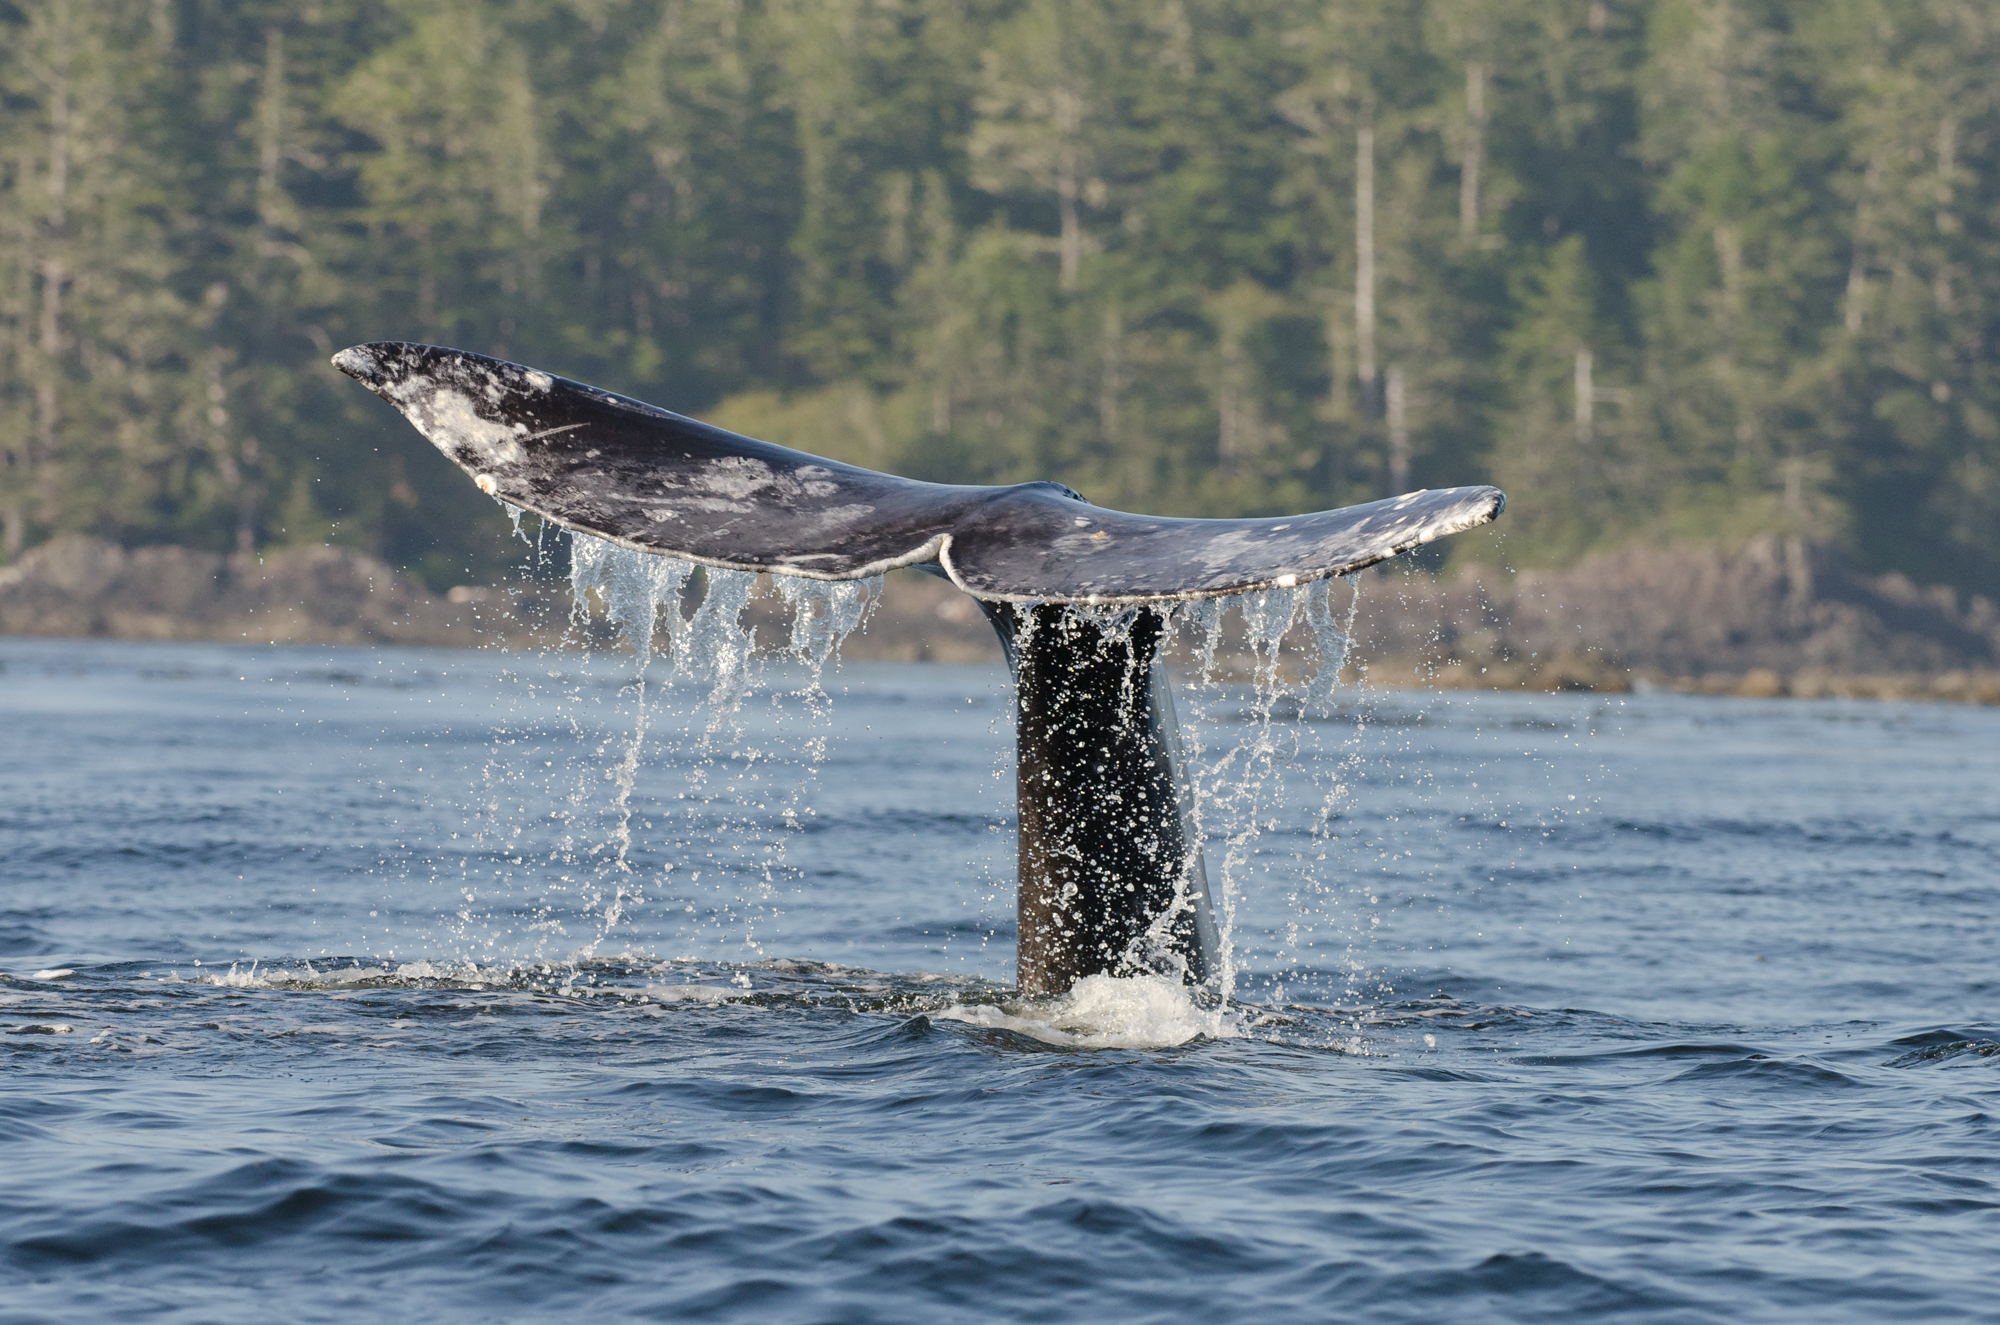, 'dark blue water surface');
3,634,1997,1323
